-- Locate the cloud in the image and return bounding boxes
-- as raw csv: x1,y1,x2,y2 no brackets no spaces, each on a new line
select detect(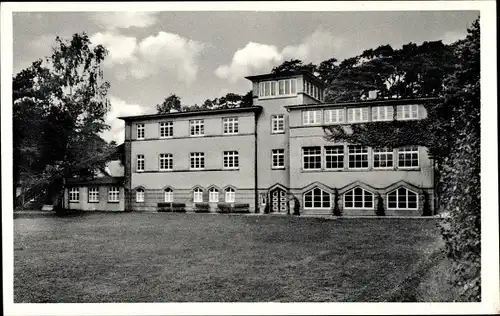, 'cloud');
91,12,158,30
441,31,467,44
100,96,145,144
90,31,205,83
215,29,344,82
